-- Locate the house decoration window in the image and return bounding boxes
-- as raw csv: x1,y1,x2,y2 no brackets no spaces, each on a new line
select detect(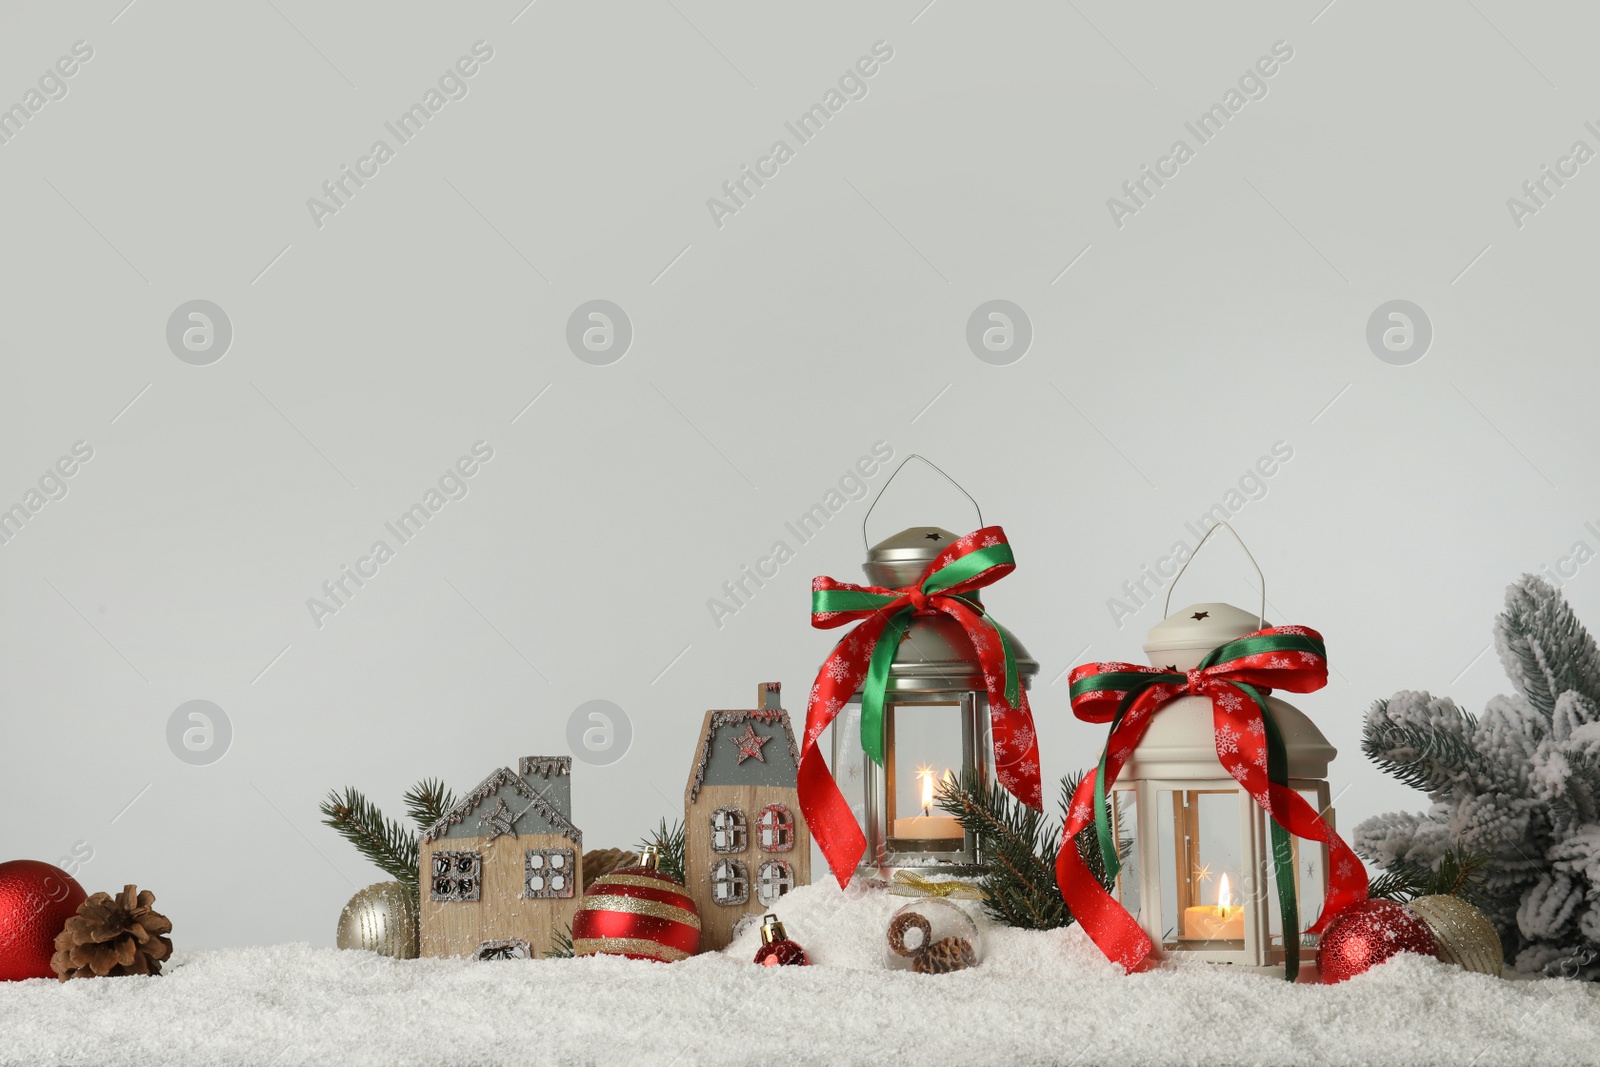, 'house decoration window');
431,850,481,902
757,860,794,905
756,804,795,852
524,848,576,899
711,807,747,853
711,858,749,906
